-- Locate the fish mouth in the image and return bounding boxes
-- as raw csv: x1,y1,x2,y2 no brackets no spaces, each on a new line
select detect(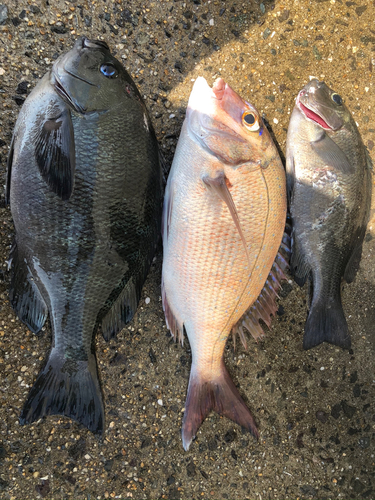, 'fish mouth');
296,91,332,130
53,72,87,114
